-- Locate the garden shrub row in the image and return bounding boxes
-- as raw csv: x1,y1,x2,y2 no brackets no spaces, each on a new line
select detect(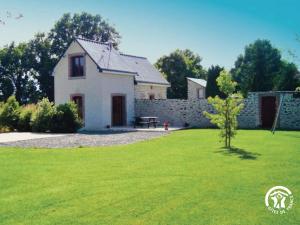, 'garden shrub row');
0,96,82,133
